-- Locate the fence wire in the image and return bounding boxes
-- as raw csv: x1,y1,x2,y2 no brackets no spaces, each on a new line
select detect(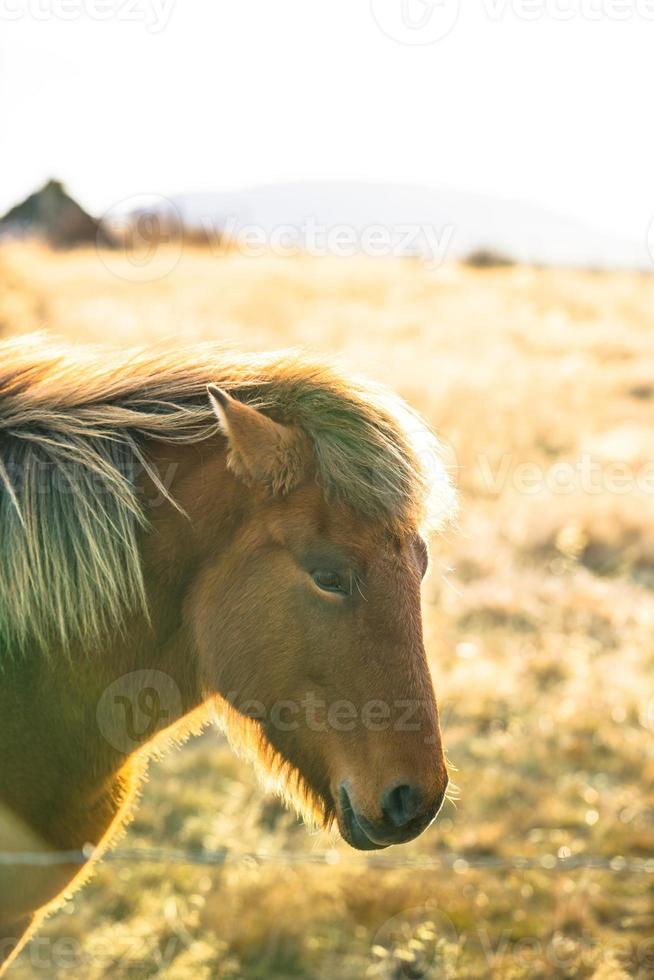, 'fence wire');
0,847,652,874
